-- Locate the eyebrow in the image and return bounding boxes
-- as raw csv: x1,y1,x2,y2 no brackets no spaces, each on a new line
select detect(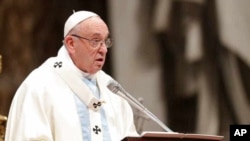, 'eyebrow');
91,33,111,39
